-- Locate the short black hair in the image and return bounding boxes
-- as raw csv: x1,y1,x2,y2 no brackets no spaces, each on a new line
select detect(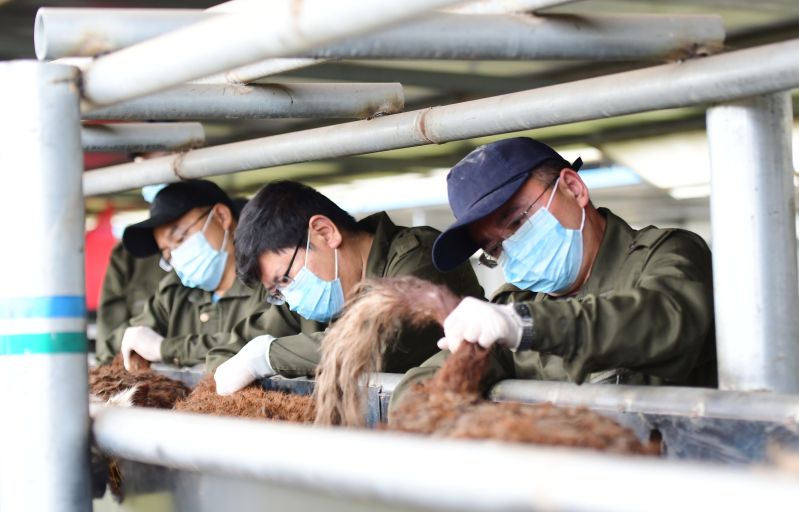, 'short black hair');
235,180,362,287
531,157,572,184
